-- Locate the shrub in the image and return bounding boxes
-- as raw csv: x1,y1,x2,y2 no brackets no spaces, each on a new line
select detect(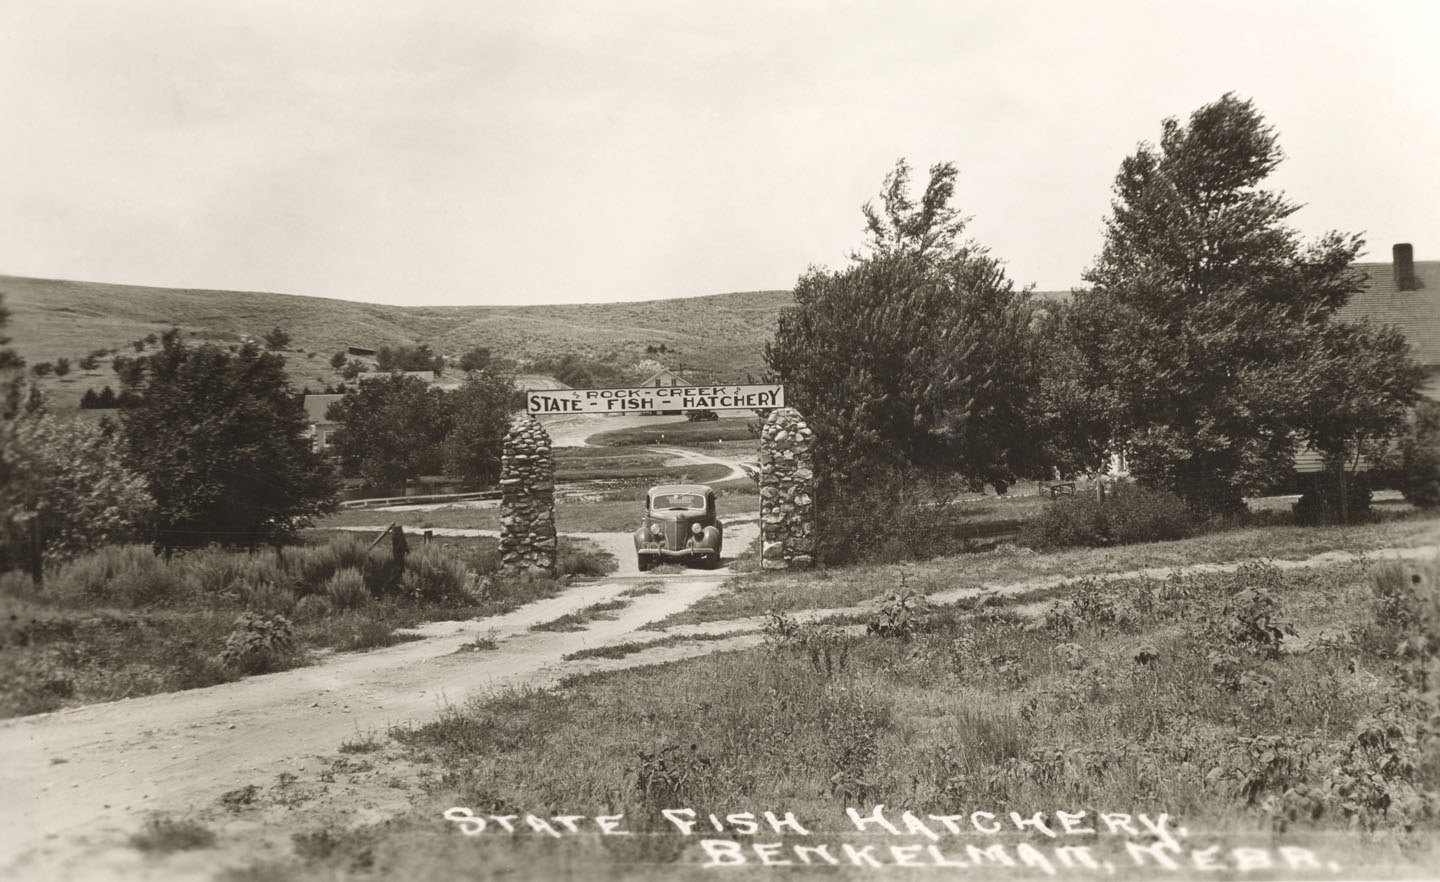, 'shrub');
817,469,1002,565
216,613,297,674
240,581,296,615
399,547,469,604
1400,400,1440,509
1292,471,1373,526
293,594,333,622
1019,482,1195,549
130,814,216,853
49,545,184,607
323,568,369,611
